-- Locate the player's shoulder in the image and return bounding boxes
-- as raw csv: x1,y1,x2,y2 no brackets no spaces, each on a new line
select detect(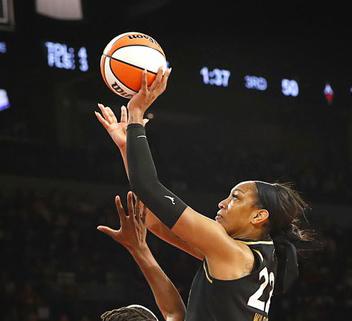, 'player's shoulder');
234,239,274,247
234,239,275,261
